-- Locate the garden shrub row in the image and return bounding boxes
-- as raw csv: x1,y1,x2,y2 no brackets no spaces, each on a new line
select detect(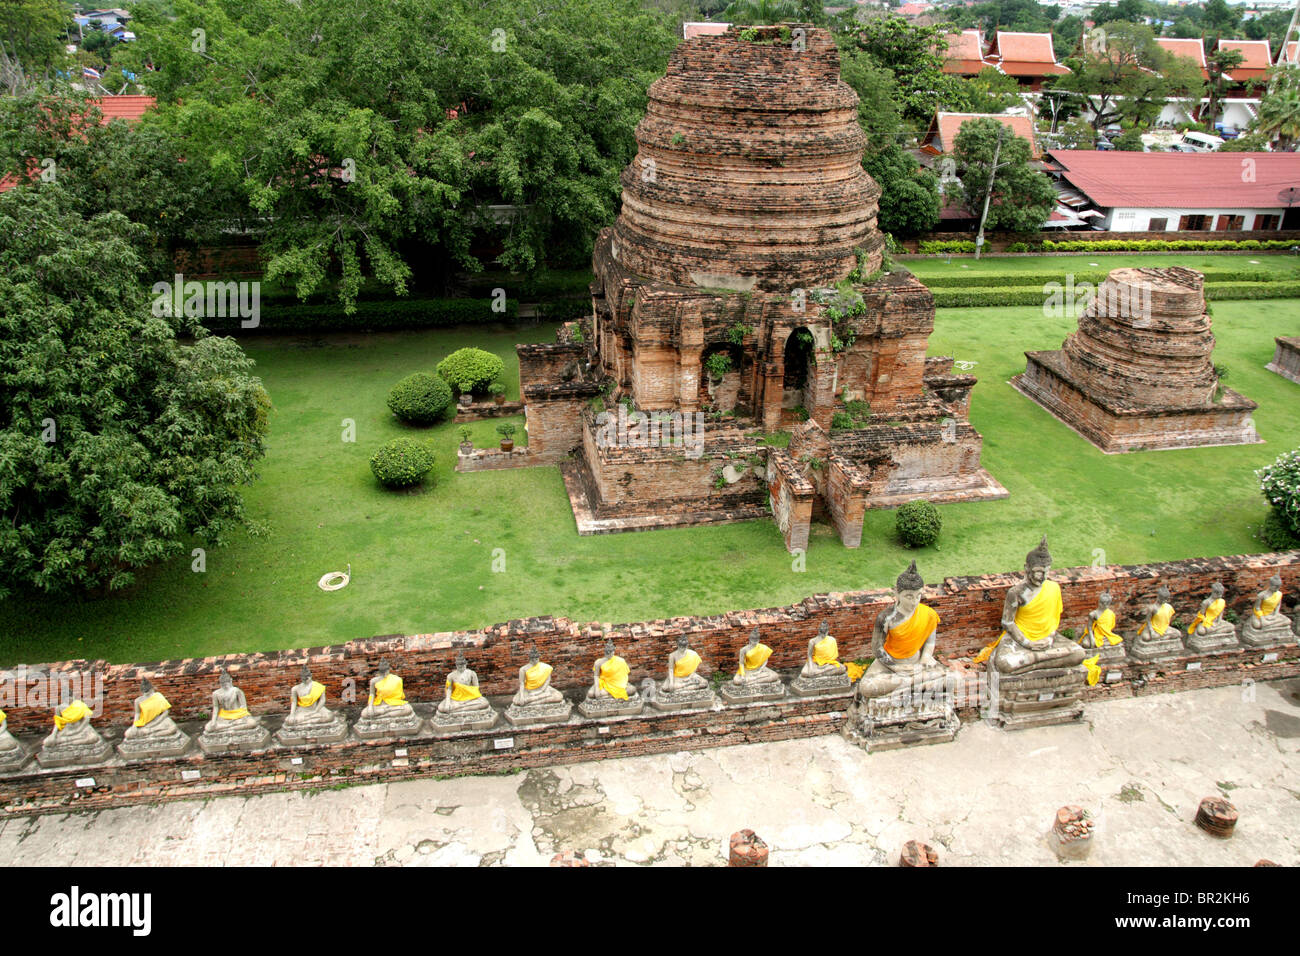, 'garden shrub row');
919,268,1292,289
916,238,1300,256
931,282,1300,308
201,296,520,334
